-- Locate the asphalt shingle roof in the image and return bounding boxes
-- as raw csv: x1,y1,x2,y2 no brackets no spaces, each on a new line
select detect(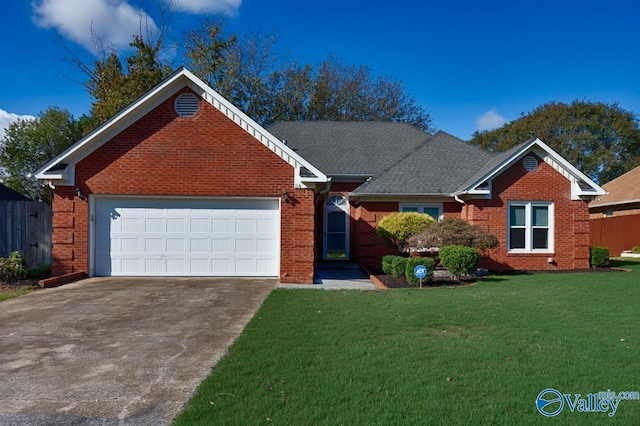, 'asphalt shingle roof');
268,121,498,195
590,165,640,208
352,131,496,195
267,121,432,176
